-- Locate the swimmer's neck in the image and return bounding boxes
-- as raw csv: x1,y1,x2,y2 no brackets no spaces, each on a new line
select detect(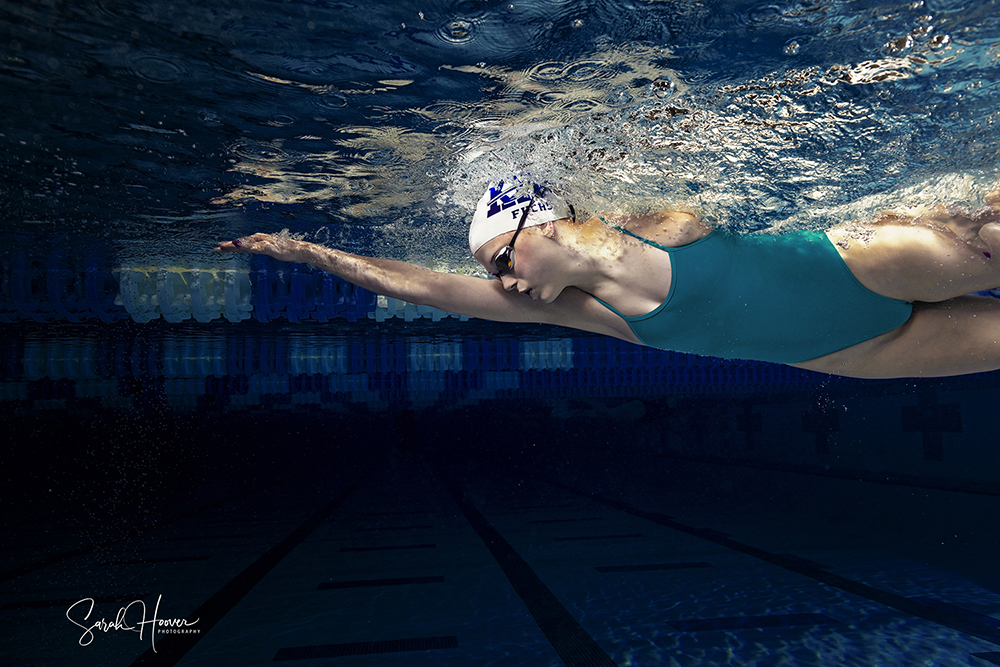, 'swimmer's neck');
553,212,710,312
552,216,668,303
